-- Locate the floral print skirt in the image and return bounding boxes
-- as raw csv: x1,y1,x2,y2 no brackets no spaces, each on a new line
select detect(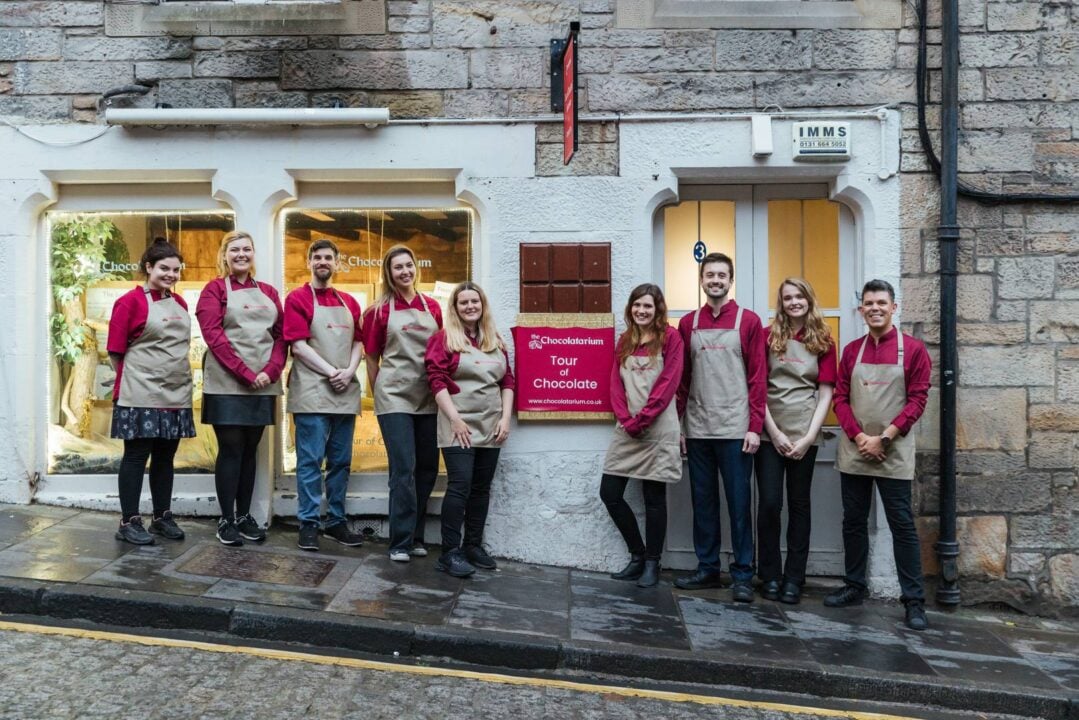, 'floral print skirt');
110,406,197,440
